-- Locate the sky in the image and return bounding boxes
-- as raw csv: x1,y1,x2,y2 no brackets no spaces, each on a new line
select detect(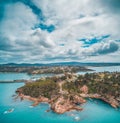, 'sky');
0,0,120,63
